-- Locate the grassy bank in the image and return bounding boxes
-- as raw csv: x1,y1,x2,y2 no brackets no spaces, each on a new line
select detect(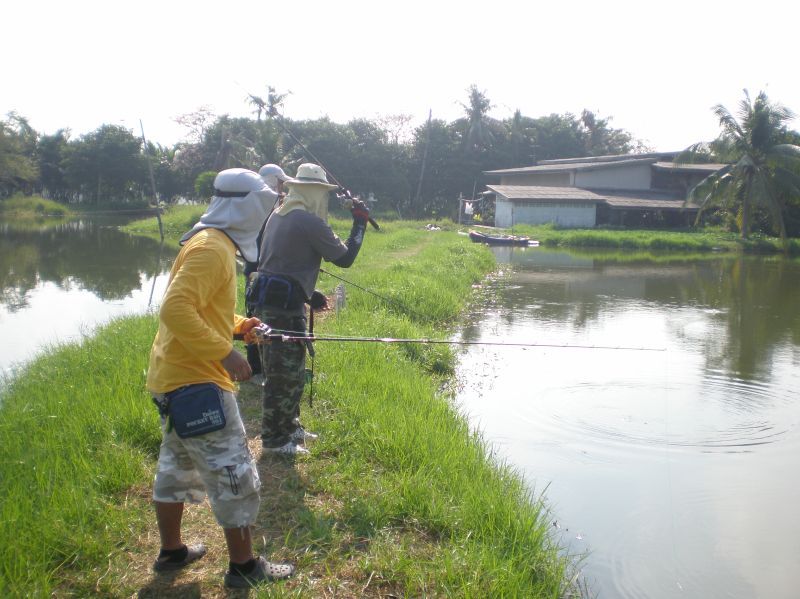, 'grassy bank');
496,223,800,254
0,221,573,597
121,203,207,242
0,194,71,218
